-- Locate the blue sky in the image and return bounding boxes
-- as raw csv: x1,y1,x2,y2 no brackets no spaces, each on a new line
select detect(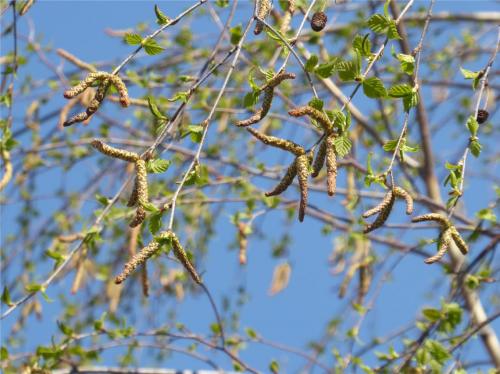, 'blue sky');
2,1,499,372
